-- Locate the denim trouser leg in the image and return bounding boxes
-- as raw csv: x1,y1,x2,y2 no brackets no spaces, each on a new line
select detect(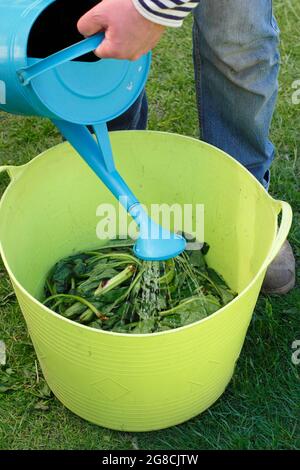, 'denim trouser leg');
193,0,280,187
107,89,148,132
